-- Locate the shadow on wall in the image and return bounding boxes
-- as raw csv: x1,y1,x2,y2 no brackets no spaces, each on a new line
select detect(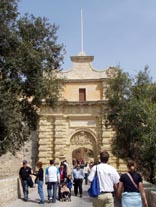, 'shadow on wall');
31,131,39,171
